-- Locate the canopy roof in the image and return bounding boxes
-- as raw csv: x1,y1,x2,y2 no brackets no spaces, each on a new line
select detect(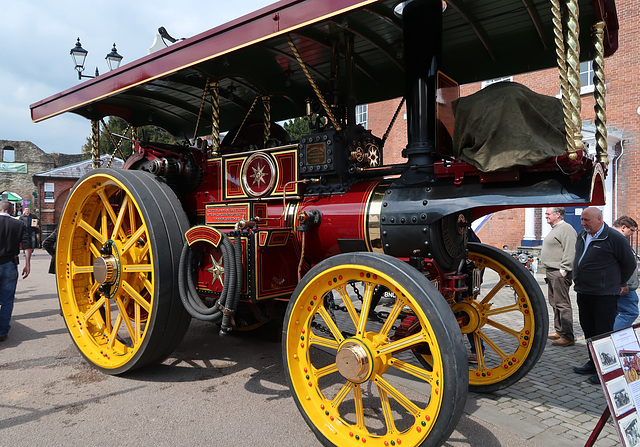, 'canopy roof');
31,0,618,140
1,192,23,202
